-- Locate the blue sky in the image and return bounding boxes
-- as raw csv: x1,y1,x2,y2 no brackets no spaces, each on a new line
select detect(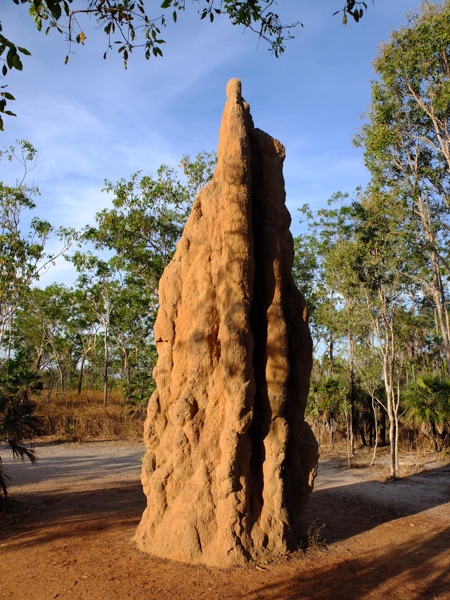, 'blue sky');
1,0,423,285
